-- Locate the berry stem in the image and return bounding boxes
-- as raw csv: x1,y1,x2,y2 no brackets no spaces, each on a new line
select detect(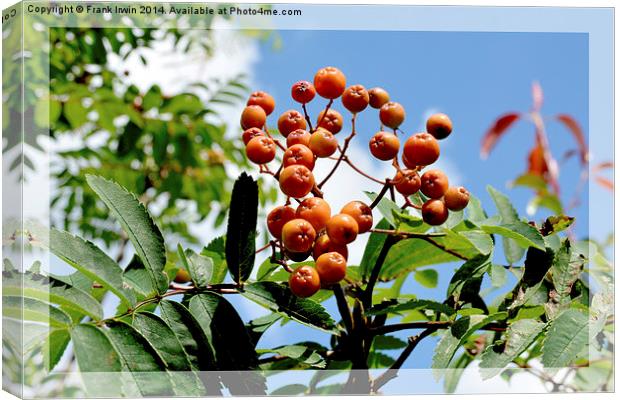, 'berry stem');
318,114,357,189
315,99,334,131
369,180,392,209
302,103,314,132
263,124,287,151
368,228,446,239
